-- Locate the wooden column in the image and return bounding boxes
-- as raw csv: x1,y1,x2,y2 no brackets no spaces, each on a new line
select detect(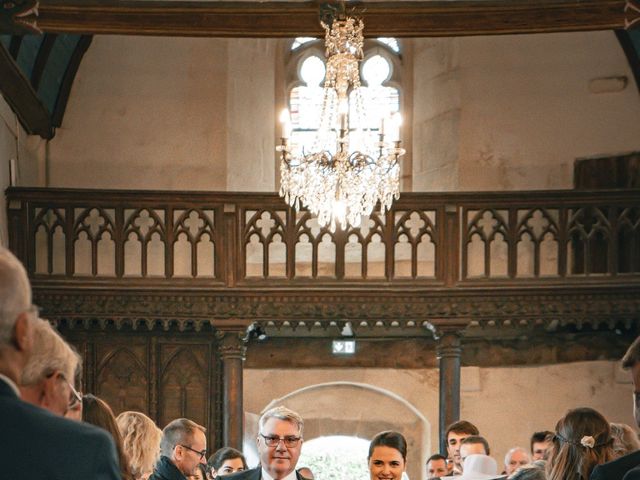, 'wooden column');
437,328,462,455
216,329,247,450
